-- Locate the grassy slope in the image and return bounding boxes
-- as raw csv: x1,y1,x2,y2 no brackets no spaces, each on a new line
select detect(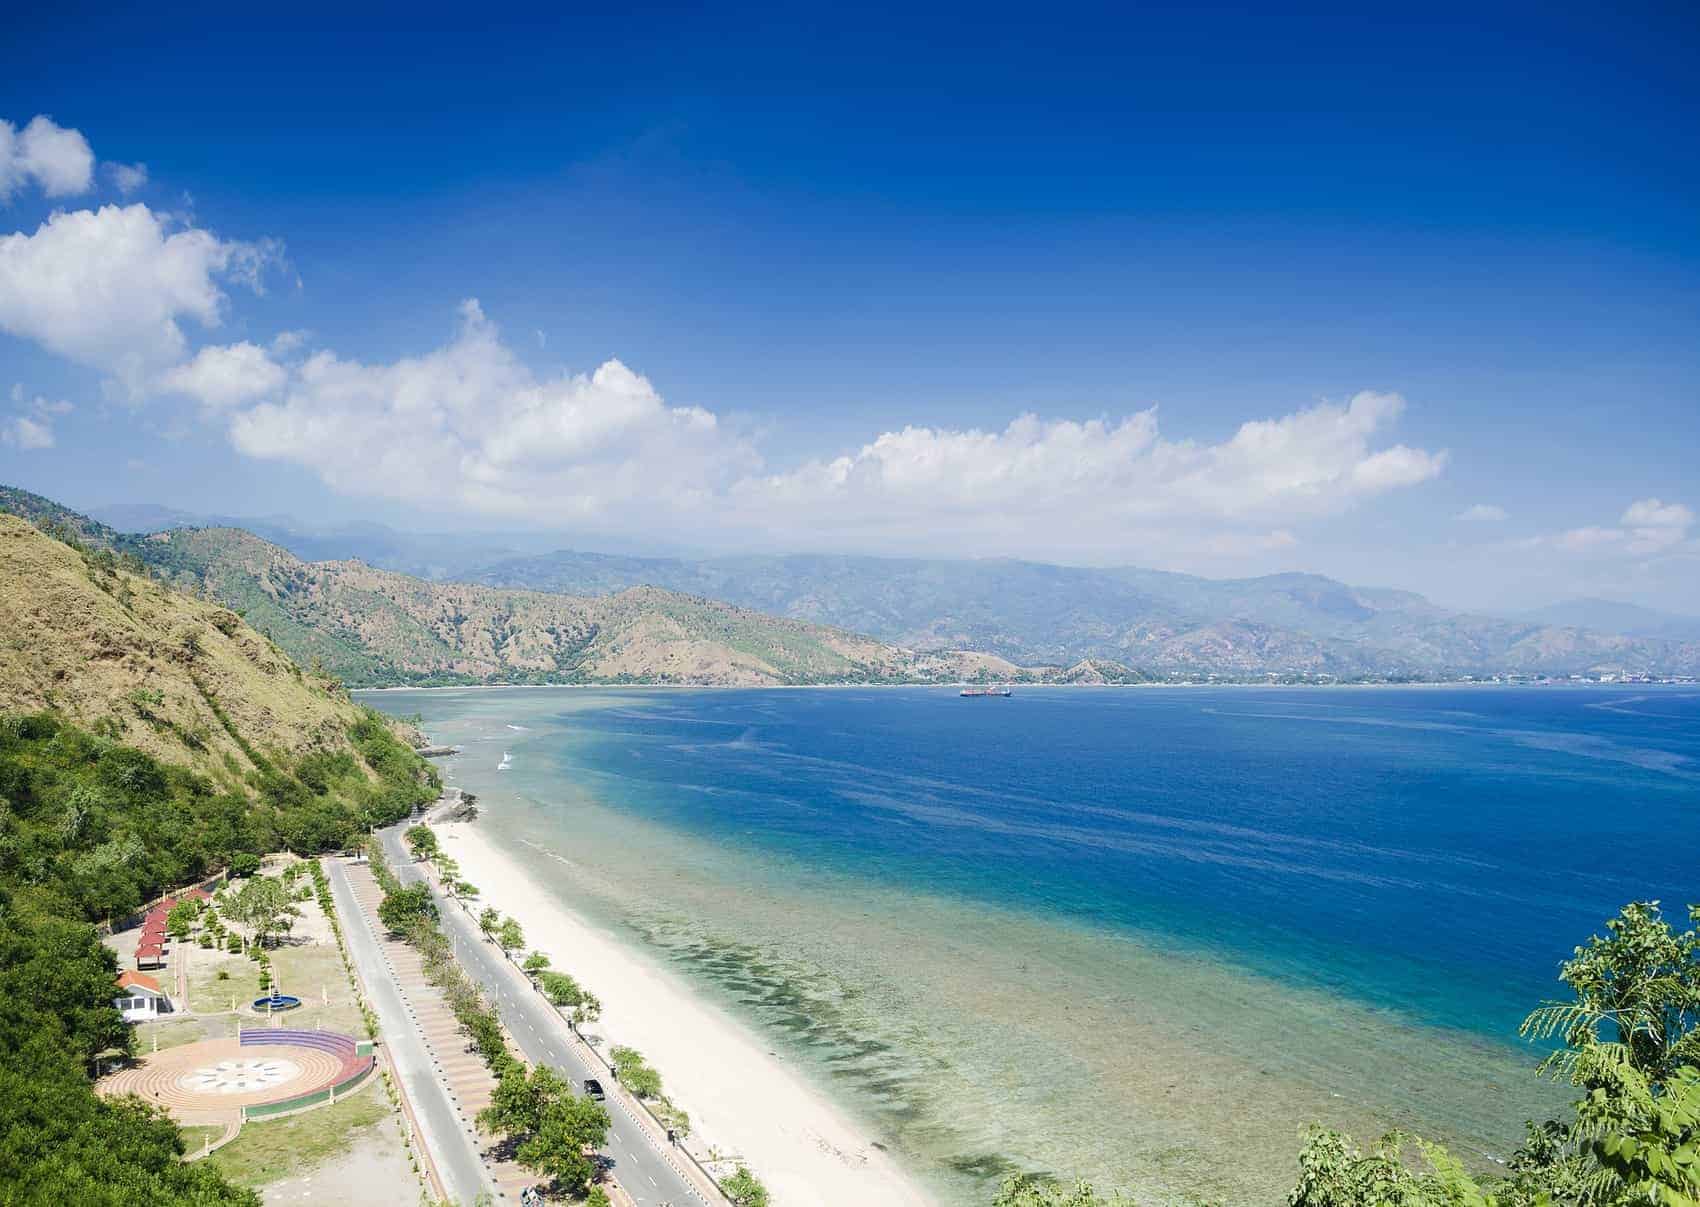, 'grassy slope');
0,514,389,778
